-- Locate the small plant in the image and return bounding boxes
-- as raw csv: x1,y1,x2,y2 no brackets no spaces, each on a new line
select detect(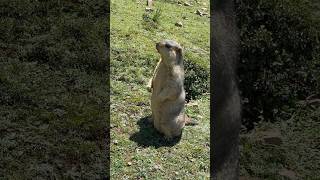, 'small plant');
152,8,162,23
184,60,209,101
142,8,162,30
235,0,320,129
